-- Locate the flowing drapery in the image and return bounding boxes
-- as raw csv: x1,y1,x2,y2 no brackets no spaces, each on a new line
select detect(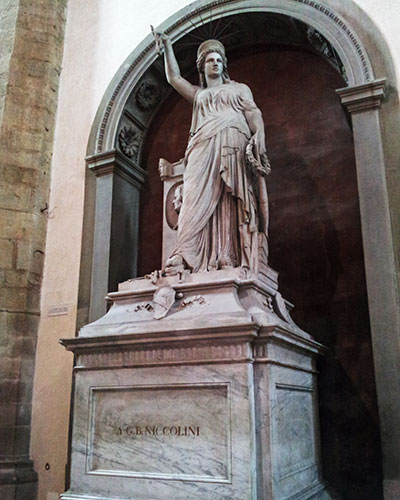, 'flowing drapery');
170,81,262,272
